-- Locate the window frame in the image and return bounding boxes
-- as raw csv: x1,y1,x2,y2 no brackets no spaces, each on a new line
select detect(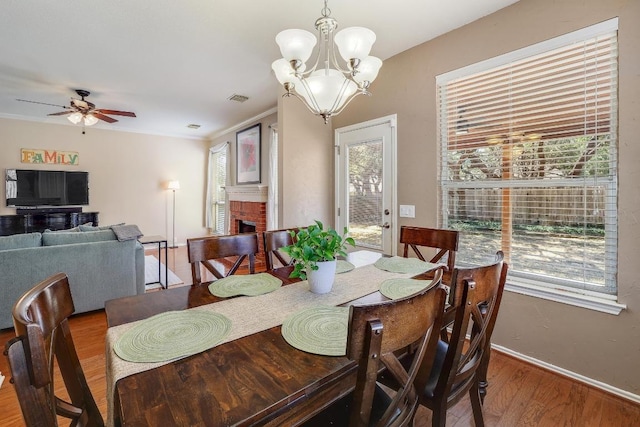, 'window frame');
436,18,625,315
